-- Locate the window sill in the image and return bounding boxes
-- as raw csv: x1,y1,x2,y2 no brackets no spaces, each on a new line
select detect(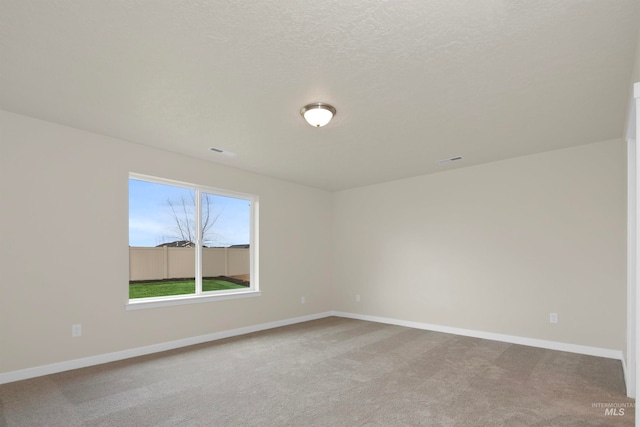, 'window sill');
126,290,261,311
